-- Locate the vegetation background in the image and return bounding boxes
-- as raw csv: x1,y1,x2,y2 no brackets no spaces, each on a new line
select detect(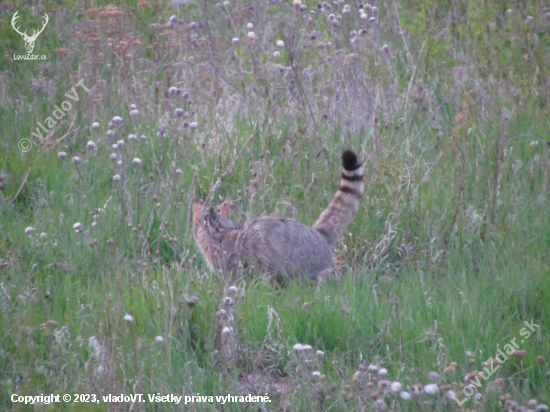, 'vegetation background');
0,0,549,410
